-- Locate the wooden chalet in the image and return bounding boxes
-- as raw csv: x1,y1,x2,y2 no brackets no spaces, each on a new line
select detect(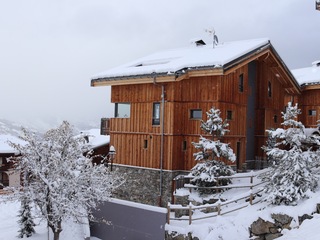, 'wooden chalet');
91,38,301,173
80,129,111,166
0,135,23,189
292,60,320,128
